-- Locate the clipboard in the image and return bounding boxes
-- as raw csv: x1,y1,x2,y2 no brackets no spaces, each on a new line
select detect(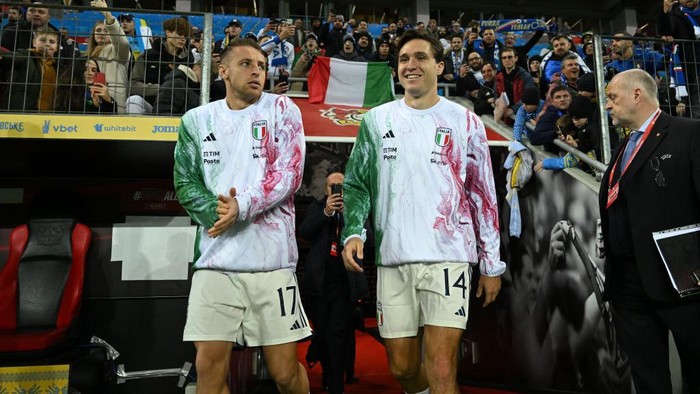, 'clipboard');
652,223,700,298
